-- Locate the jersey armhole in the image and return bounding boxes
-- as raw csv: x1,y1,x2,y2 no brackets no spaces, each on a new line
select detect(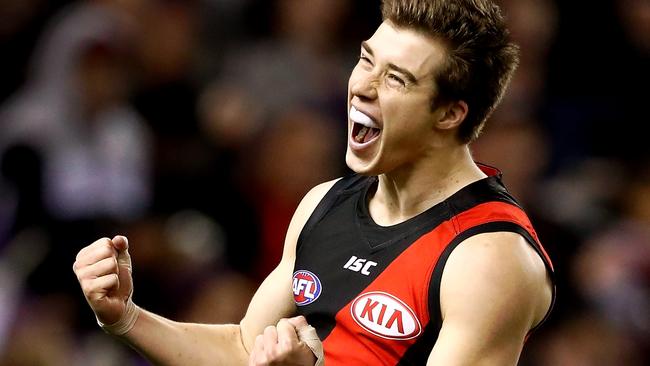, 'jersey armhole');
428,221,556,335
